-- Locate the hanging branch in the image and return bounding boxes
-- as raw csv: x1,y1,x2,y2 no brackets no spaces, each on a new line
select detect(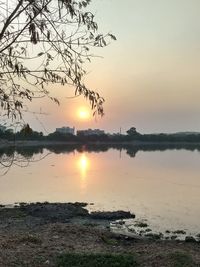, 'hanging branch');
0,0,116,121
